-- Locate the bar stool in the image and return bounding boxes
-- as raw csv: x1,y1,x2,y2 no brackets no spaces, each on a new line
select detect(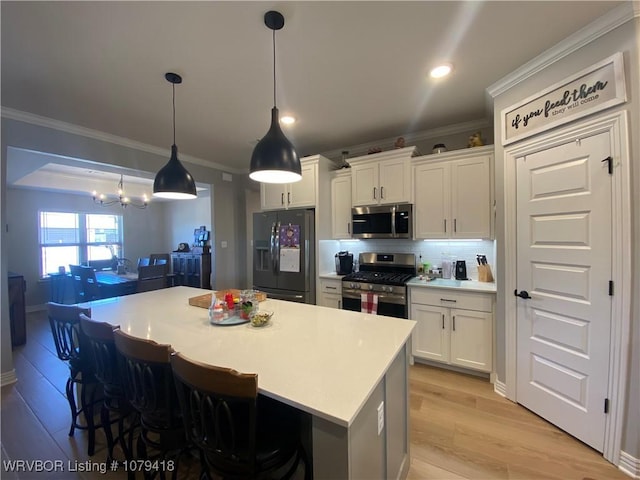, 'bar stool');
47,302,102,456
114,330,191,479
170,352,308,480
79,314,136,463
